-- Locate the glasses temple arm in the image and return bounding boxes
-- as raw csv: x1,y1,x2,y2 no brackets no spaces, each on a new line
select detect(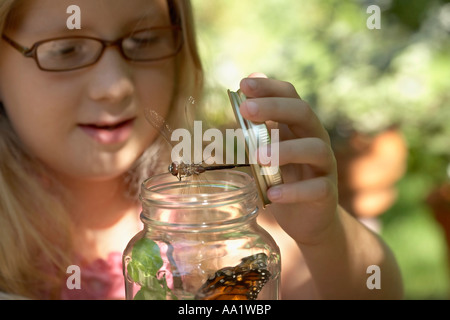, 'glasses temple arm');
2,34,33,56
